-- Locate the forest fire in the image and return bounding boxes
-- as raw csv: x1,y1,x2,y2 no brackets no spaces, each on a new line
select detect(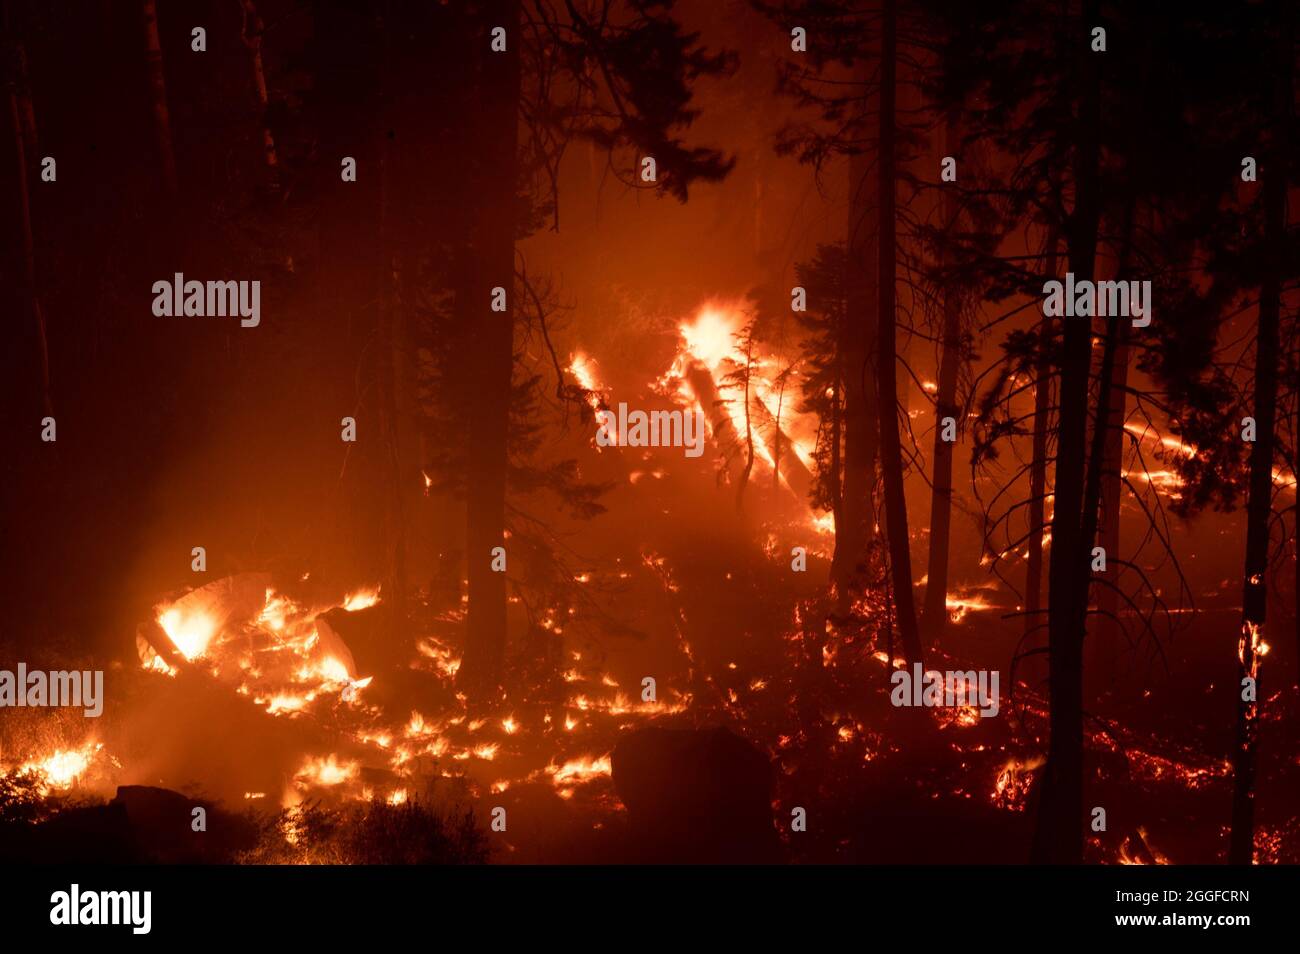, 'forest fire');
143,578,368,718
2,4,1298,925
17,742,104,796
993,757,1044,812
